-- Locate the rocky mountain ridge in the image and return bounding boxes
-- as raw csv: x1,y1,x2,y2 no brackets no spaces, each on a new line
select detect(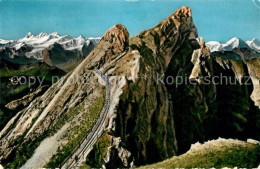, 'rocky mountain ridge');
0,32,100,71
207,37,260,52
206,38,260,62
86,6,260,167
246,38,260,51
